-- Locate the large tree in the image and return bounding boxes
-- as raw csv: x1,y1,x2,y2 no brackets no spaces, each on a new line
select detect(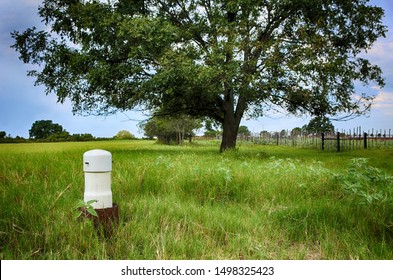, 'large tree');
29,120,65,139
12,0,386,151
